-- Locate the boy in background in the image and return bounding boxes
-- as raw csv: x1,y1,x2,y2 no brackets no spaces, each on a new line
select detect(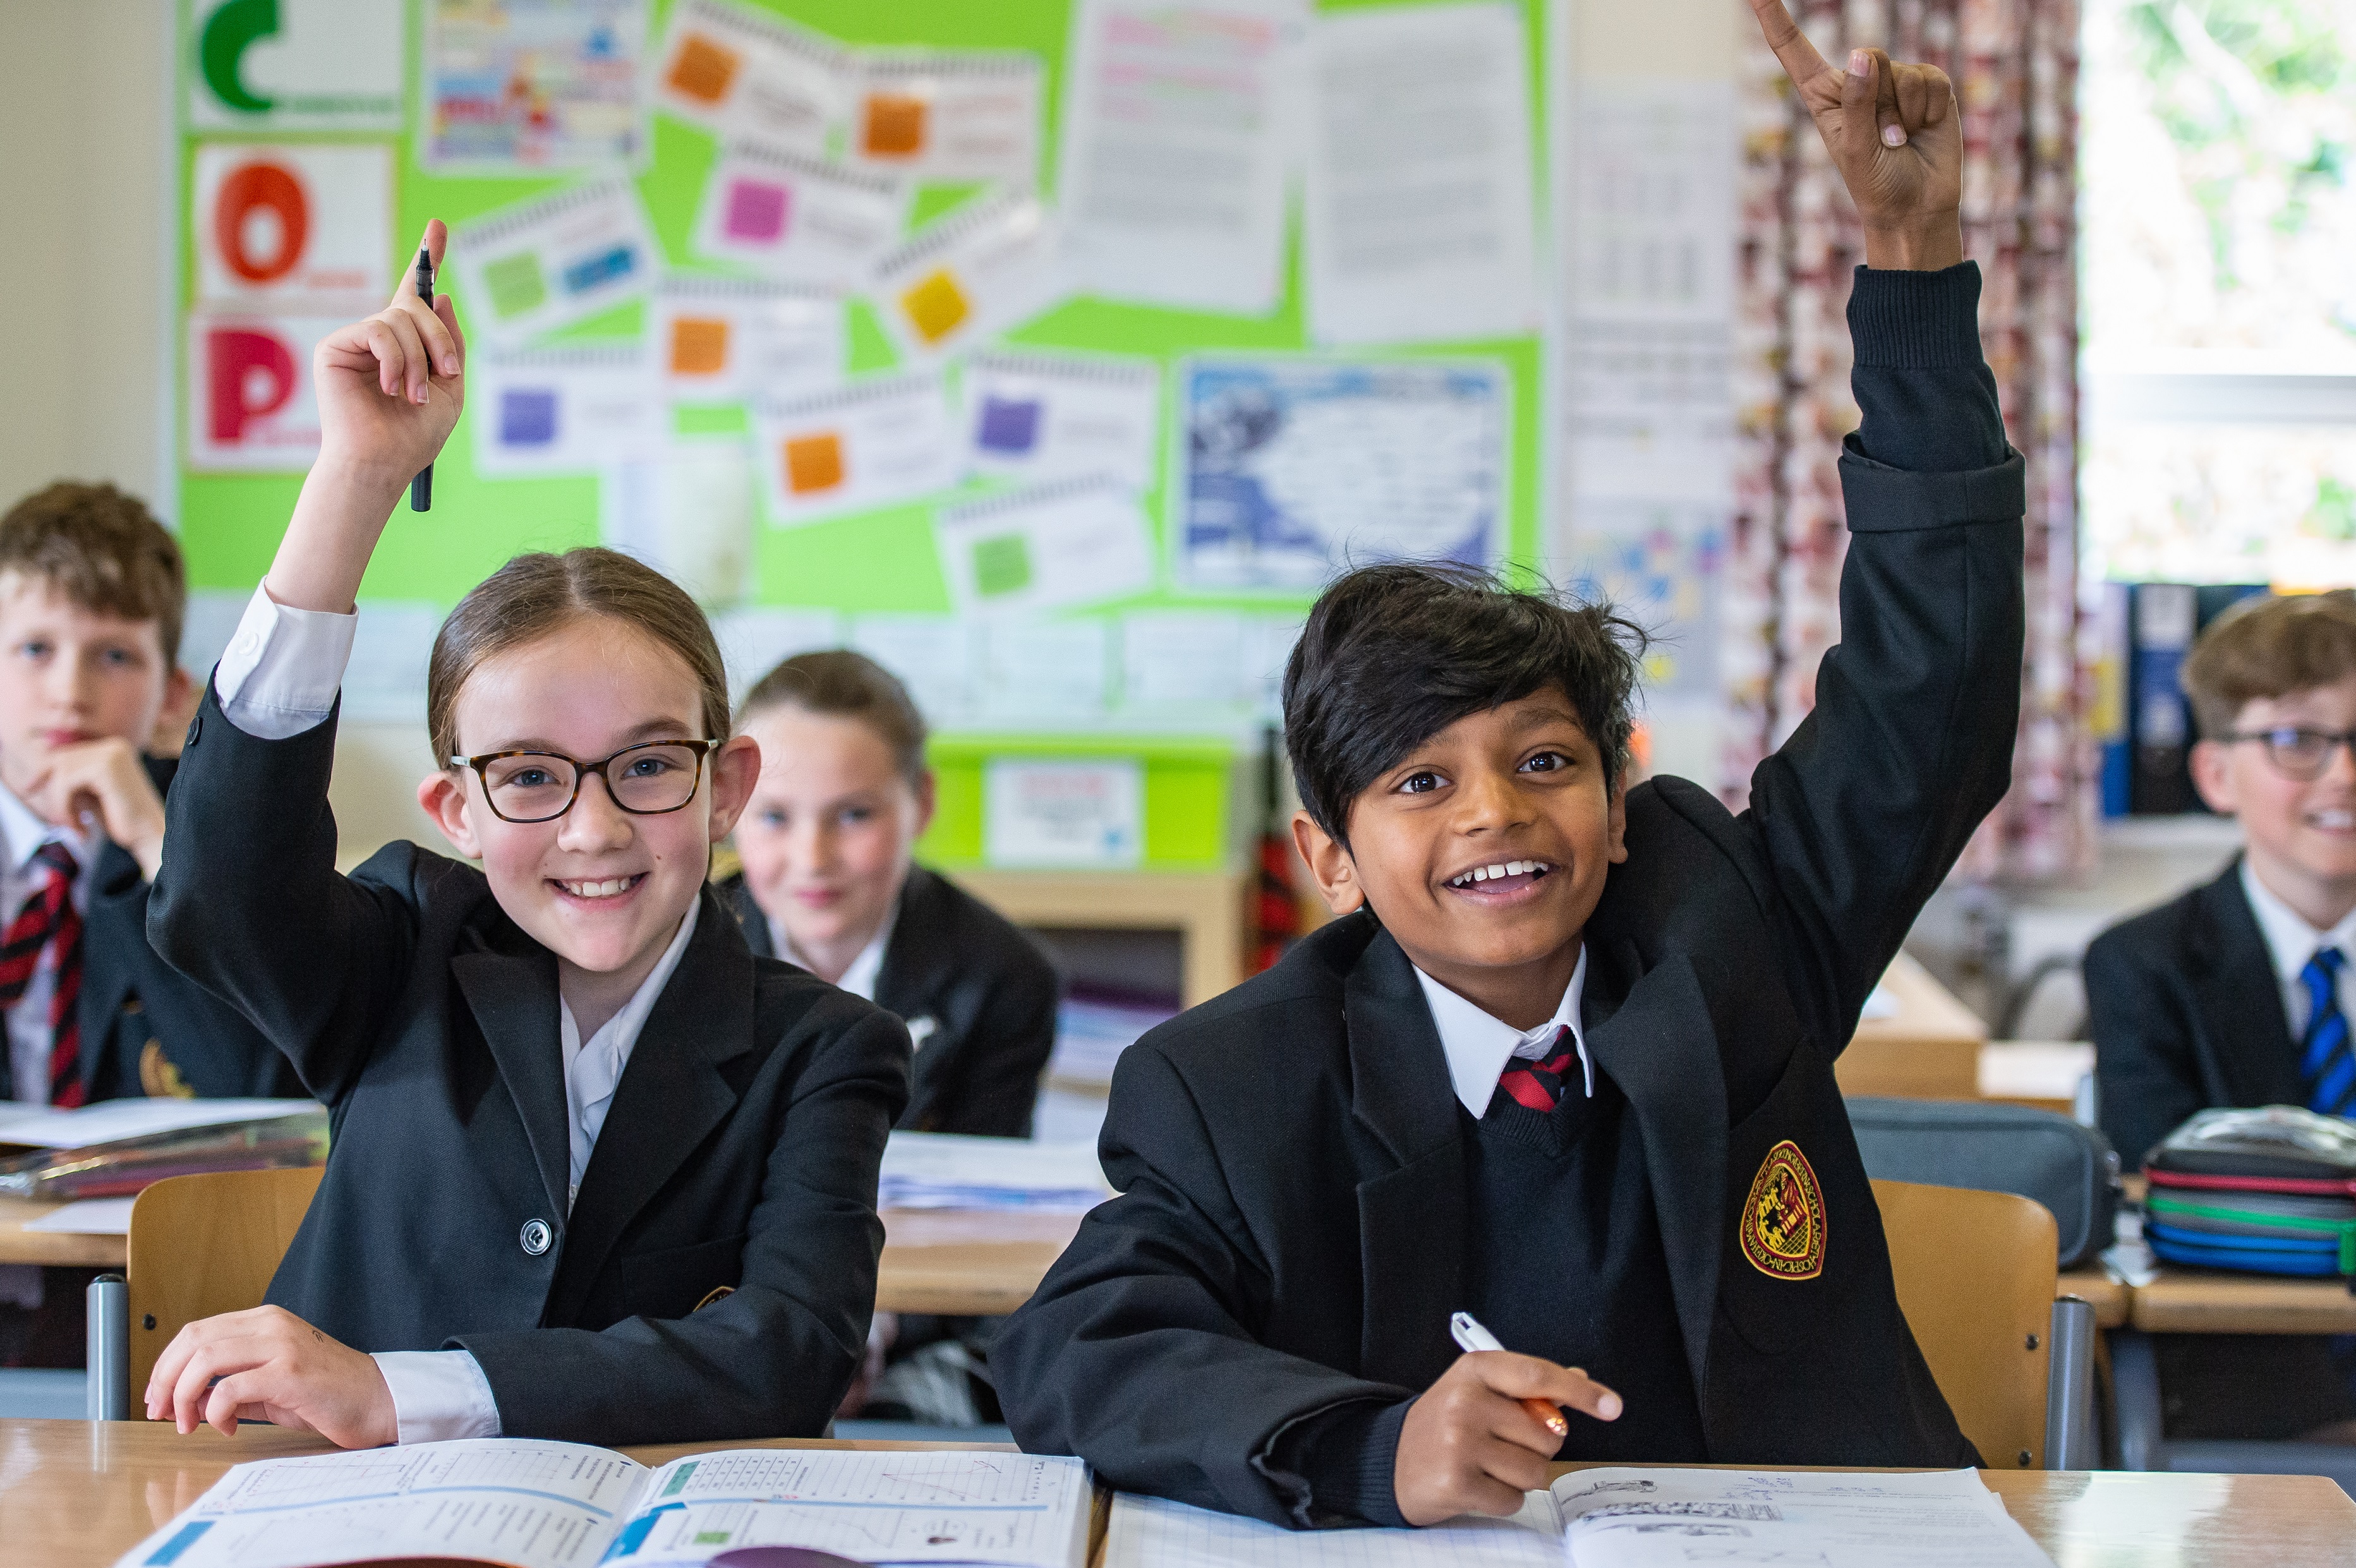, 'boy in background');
2088,588,2356,1442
